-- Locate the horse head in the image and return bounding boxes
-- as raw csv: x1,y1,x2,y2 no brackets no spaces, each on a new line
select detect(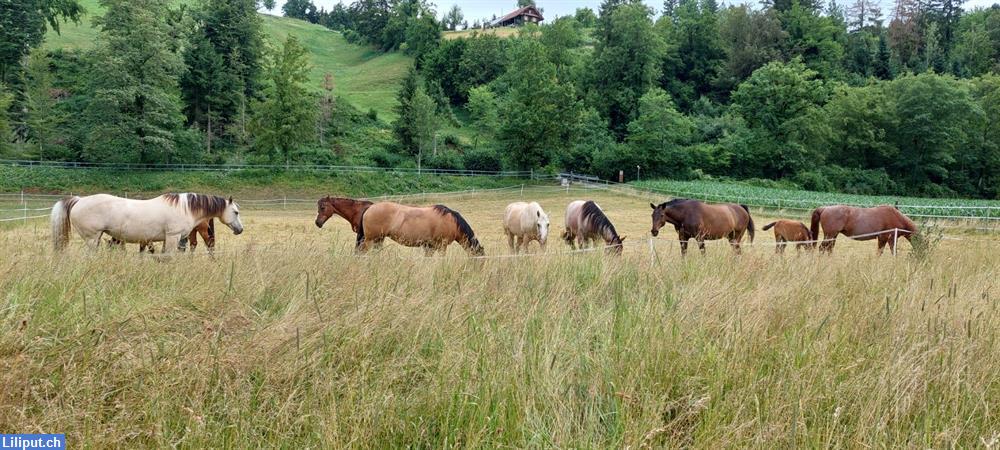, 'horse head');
221,197,244,235
609,235,626,255
650,203,669,237
315,196,336,228
535,207,550,247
